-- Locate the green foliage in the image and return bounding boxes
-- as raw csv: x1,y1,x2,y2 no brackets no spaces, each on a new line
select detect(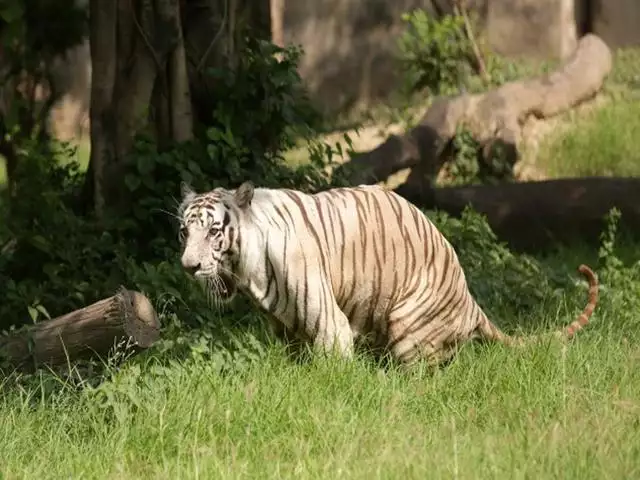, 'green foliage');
596,208,640,313
0,0,86,64
203,39,321,170
441,125,515,186
197,38,351,193
447,126,480,185
396,9,473,96
0,35,348,344
0,141,115,319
